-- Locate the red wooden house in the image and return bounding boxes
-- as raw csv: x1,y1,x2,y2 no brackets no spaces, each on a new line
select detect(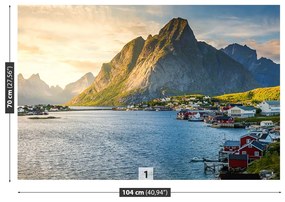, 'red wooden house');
213,116,234,124
237,140,265,161
240,134,258,147
228,154,248,170
223,140,240,152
